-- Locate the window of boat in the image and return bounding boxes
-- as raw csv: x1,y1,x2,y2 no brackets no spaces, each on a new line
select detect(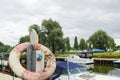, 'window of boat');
69,68,80,75
61,70,68,75
79,67,87,72
87,53,92,58
81,54,86,58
